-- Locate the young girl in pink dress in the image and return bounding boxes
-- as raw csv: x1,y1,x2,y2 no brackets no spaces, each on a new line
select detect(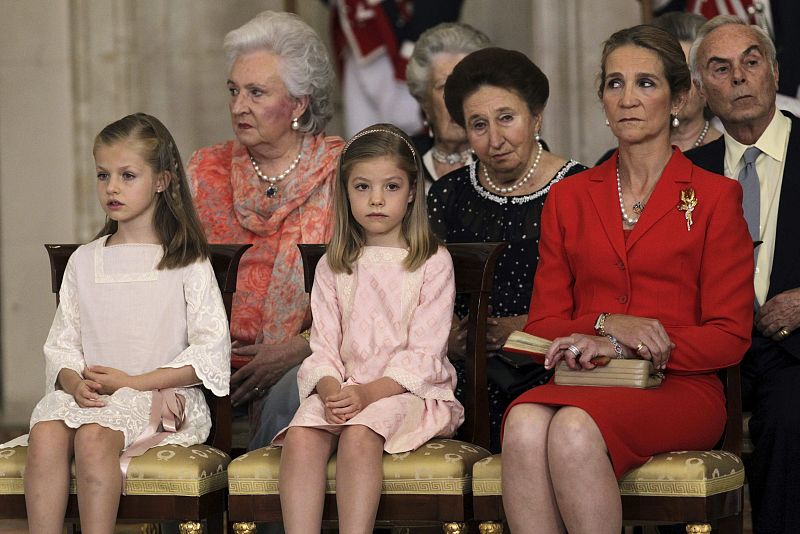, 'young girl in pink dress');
273,123,464,533
12,113,230,532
